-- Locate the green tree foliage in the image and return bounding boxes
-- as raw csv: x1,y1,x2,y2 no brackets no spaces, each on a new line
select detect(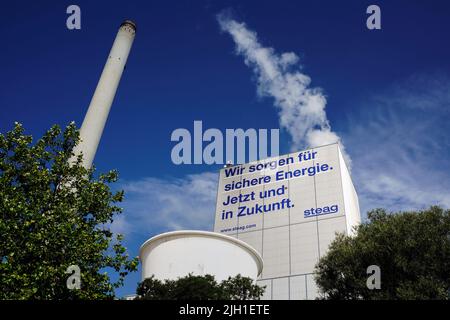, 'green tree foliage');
135,274,265,300
0,123,138,299
315,206,450,300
